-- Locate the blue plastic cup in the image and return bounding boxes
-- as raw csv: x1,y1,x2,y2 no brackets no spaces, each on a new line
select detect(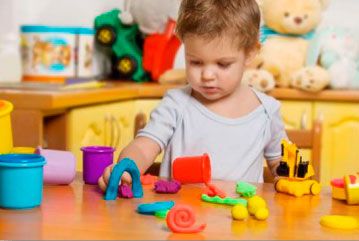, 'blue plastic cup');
0,154,46,209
